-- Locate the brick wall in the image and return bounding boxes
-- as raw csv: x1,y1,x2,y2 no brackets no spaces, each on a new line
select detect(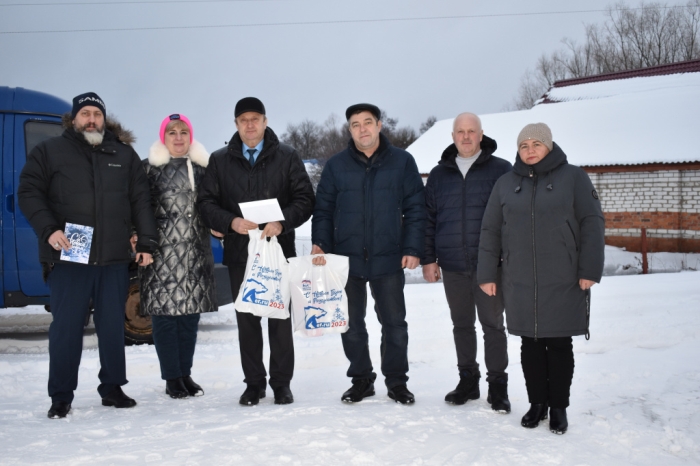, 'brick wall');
586,169,700,252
